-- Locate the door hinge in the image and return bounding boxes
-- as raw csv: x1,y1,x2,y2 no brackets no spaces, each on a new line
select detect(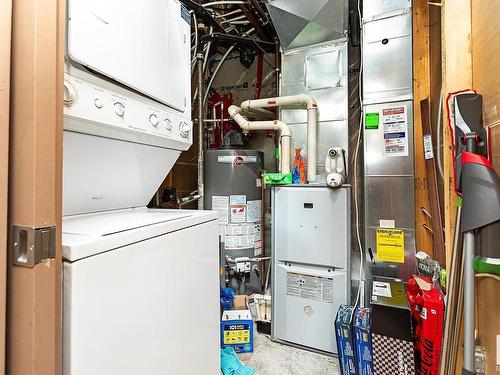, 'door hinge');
11,226,56,268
